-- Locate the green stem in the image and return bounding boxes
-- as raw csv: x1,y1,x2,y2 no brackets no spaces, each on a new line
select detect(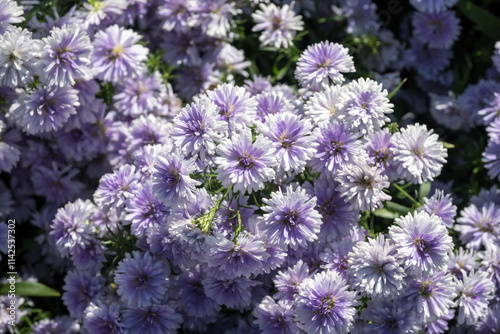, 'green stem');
393,183,420,206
